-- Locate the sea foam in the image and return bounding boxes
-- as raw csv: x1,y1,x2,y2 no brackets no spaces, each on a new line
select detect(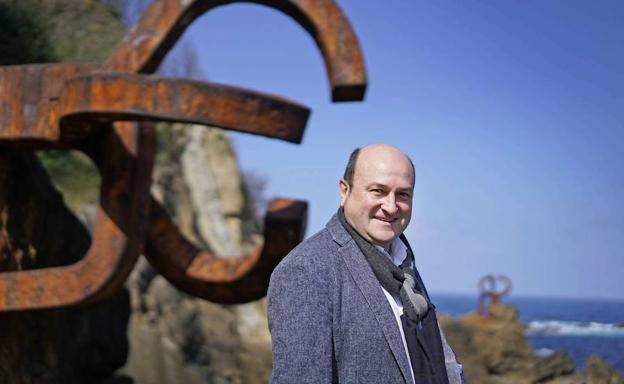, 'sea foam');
525,320,624,337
